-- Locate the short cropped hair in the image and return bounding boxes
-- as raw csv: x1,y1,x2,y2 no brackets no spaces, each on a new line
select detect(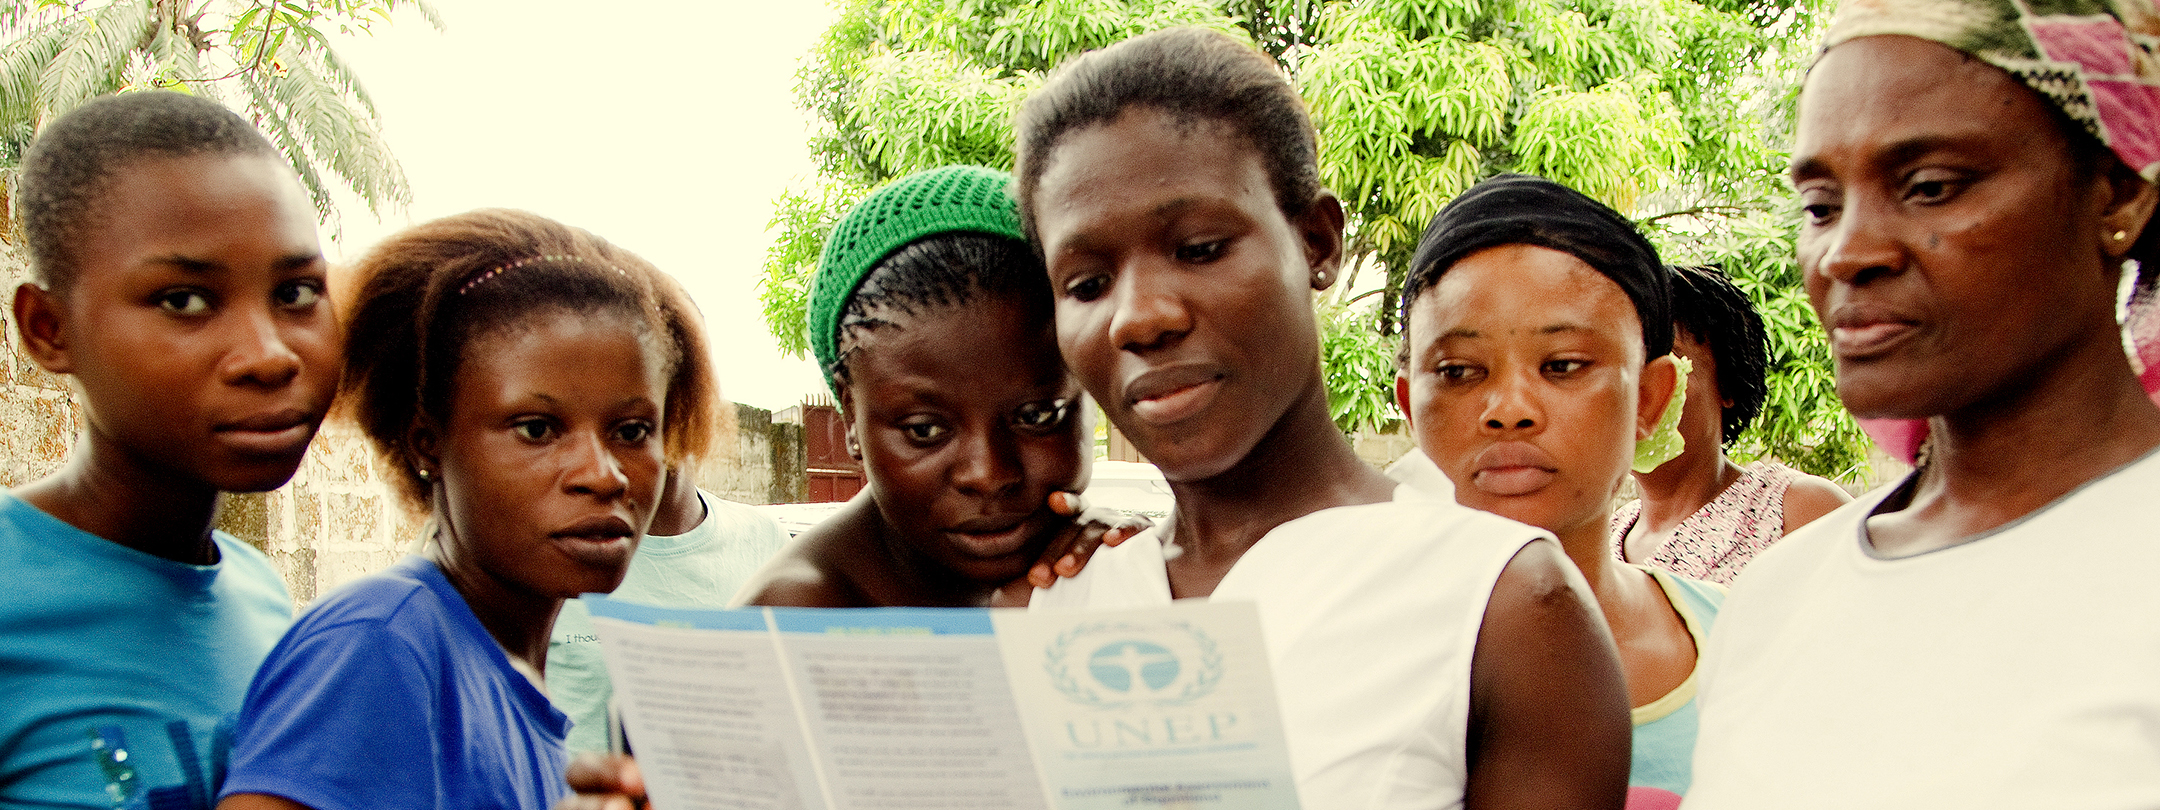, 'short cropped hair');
16,91,280,291
339,209,716,505
1670,265,1768,444
1013,27,1319,239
